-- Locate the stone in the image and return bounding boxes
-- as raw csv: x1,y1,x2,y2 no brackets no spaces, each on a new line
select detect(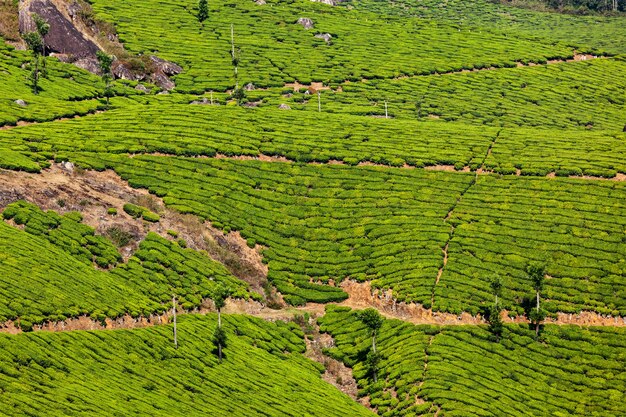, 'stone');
315,33,332,44
74,57,100,74
149,56,183,76
60,161,74,173
311,0,337,5
297,18,314,29
255,0,266,5
190,97,211,105
112,61,135,80
278,104,291,110
135,84,150,93
151,70,176,90
244,82,256,91
14,99,27,107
